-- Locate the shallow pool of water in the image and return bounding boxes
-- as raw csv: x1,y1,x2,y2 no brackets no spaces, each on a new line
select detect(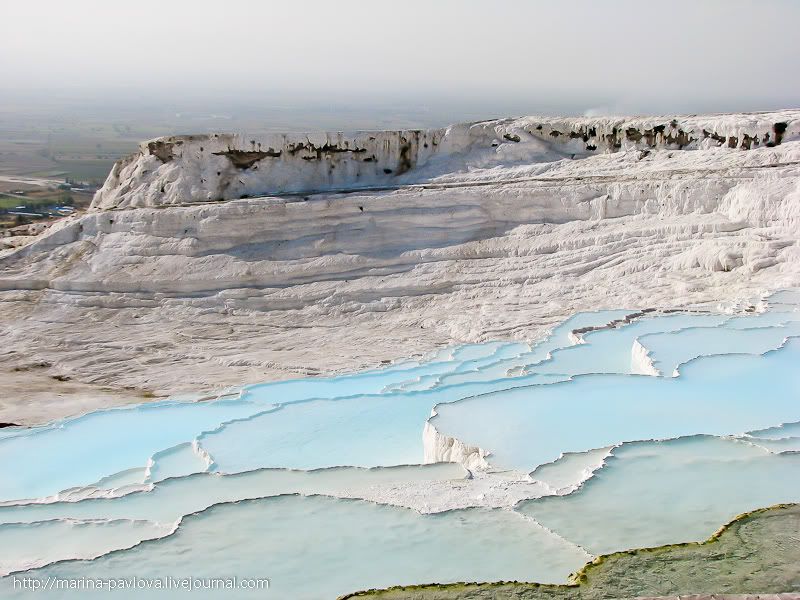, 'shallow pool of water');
2,291,798,598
